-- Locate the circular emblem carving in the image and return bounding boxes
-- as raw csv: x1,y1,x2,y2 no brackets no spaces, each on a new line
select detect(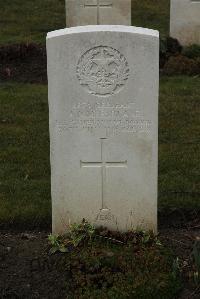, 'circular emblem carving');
76,46,129,96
